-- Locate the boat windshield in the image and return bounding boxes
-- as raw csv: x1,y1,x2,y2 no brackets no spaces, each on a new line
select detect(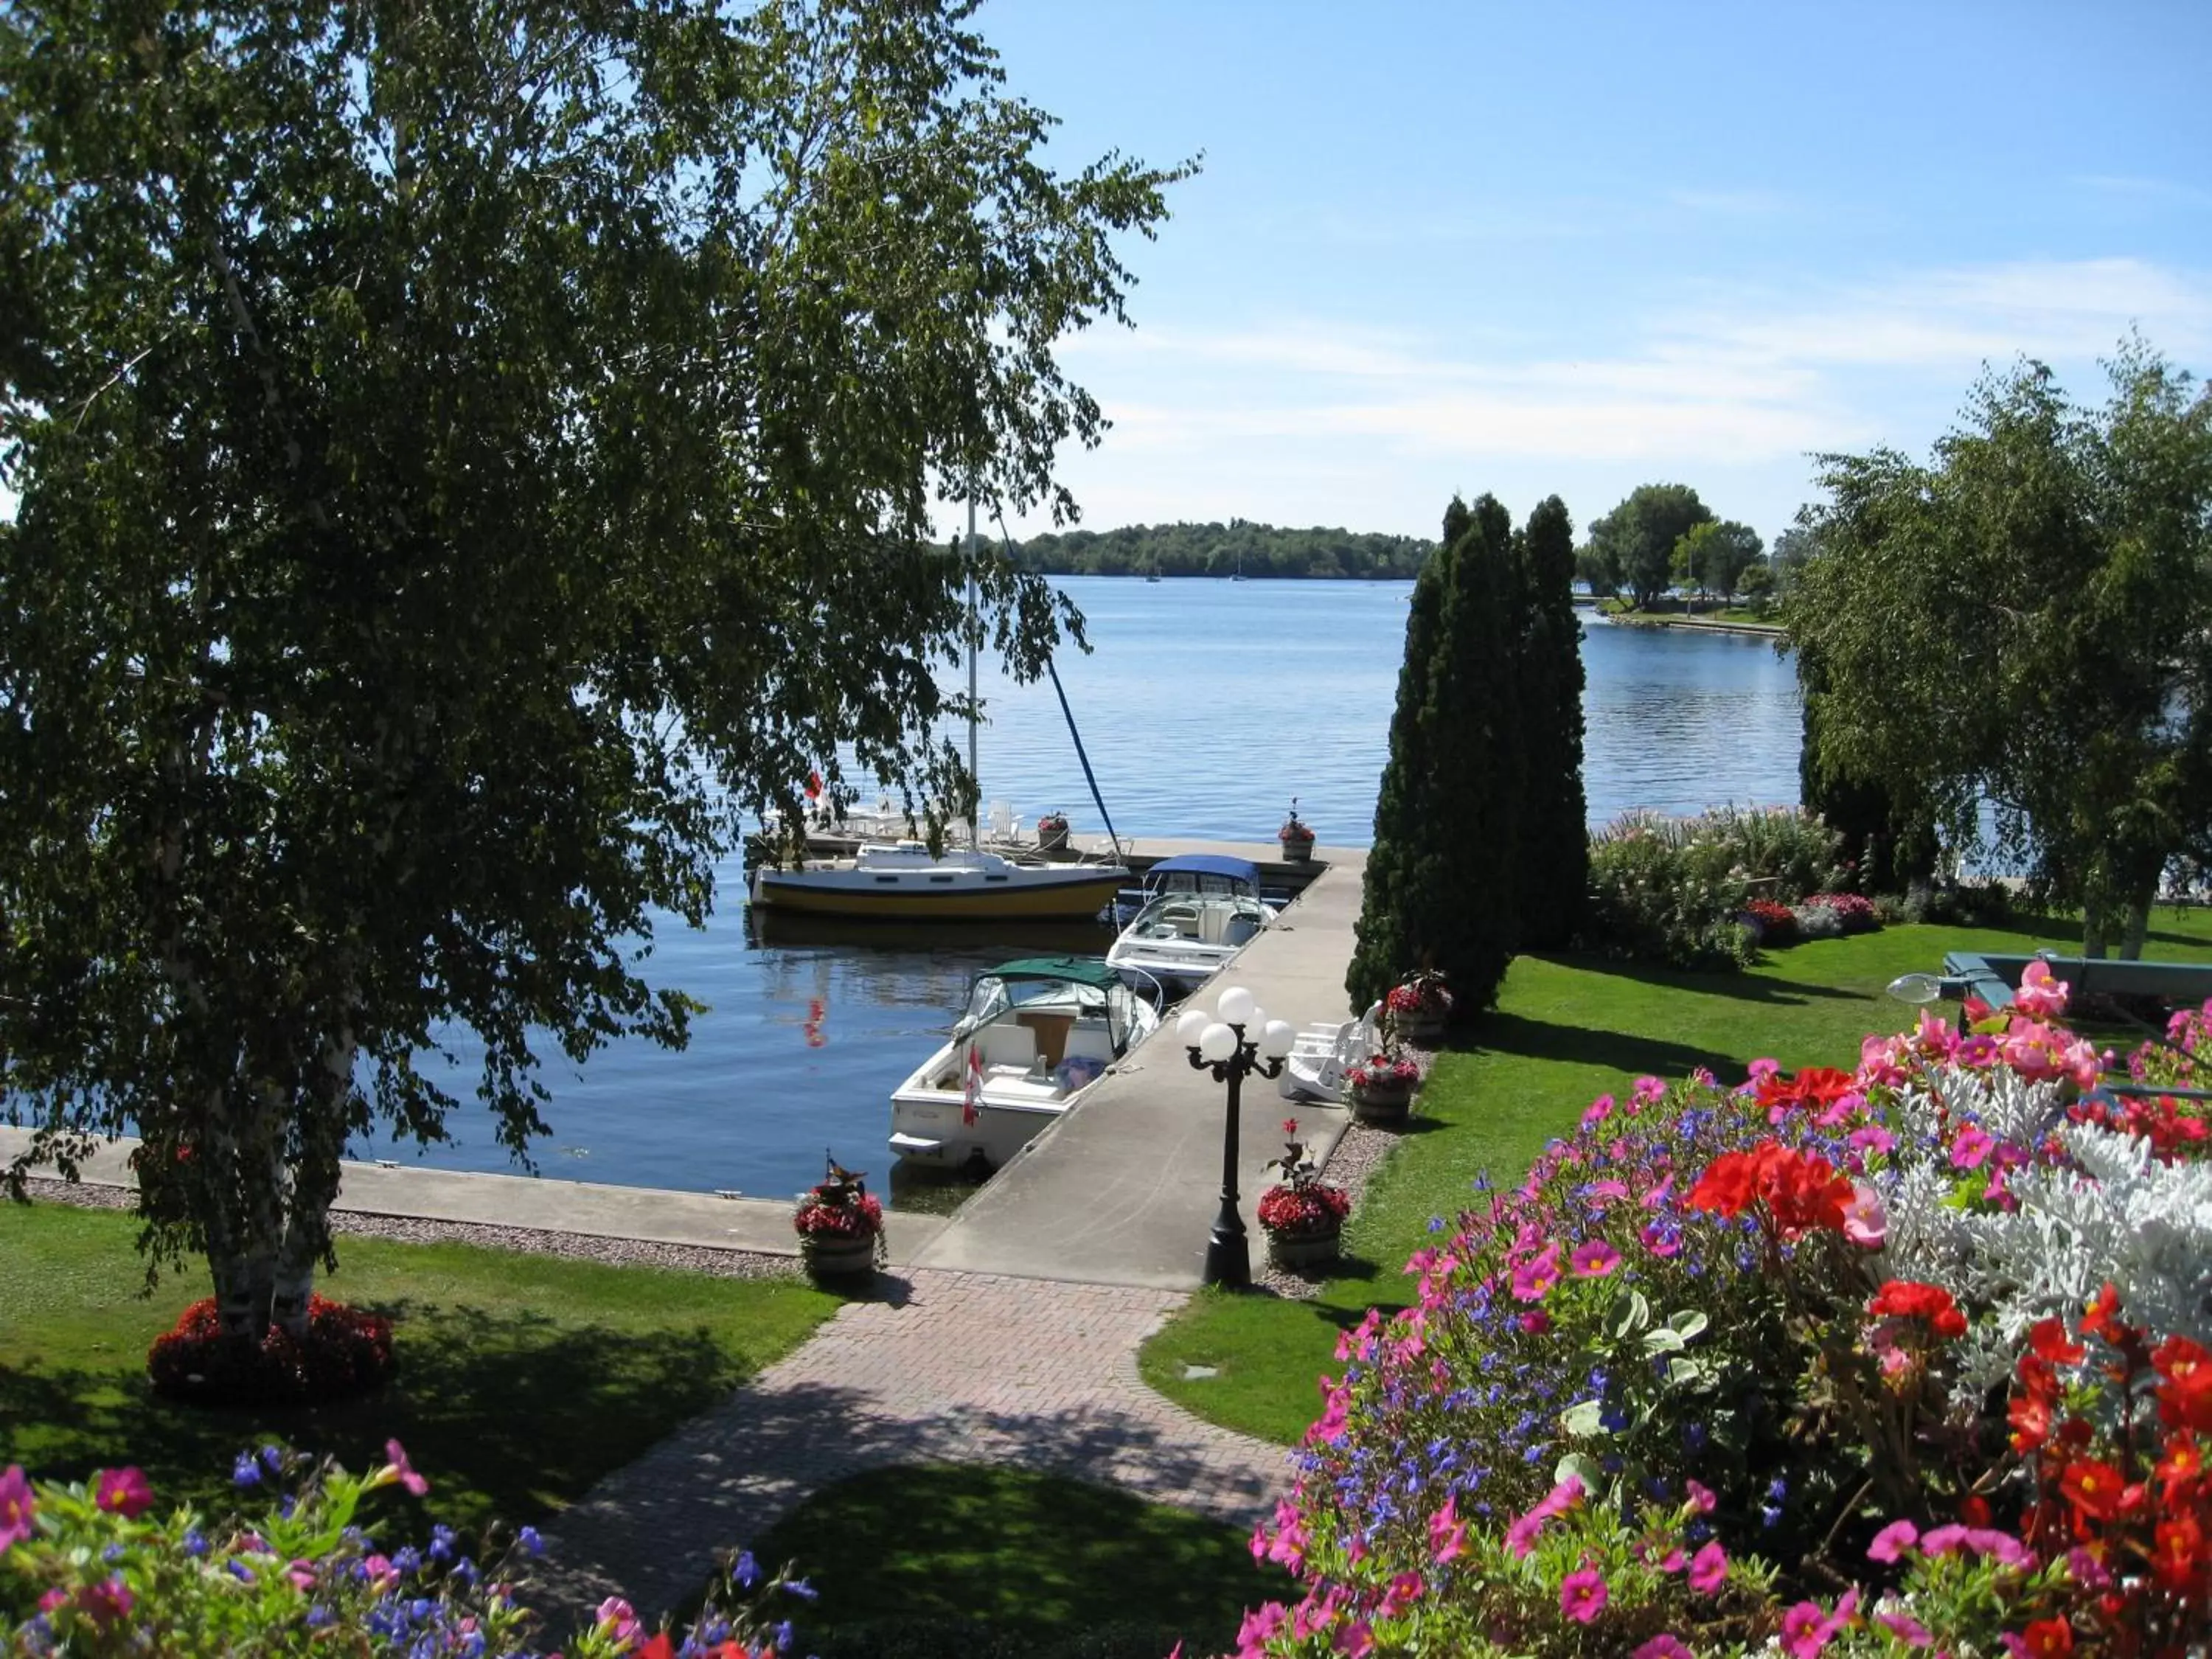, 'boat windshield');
1124,891,1268,939
959,973,1144,1051
1149,868,1255,899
